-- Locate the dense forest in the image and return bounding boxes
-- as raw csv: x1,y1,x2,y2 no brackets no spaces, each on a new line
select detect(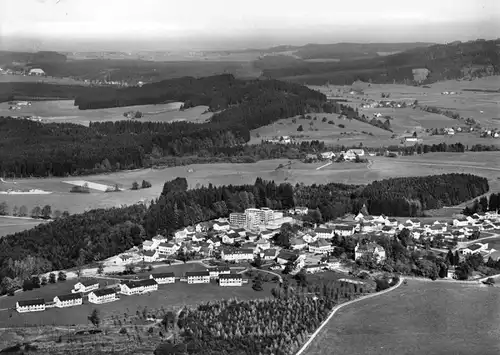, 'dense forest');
258,39,500,85
0,173,488,290
463,192,500,215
